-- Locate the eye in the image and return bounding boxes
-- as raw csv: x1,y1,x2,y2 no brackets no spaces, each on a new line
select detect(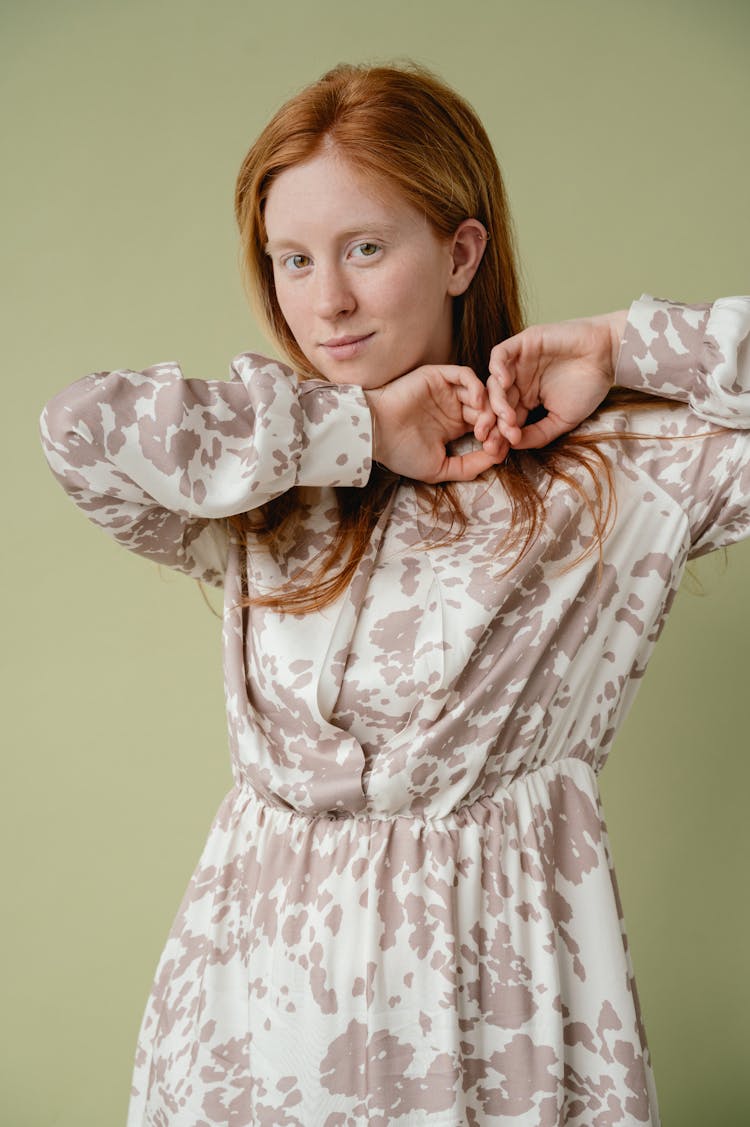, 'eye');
281,253,312,272
351,242,381,260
